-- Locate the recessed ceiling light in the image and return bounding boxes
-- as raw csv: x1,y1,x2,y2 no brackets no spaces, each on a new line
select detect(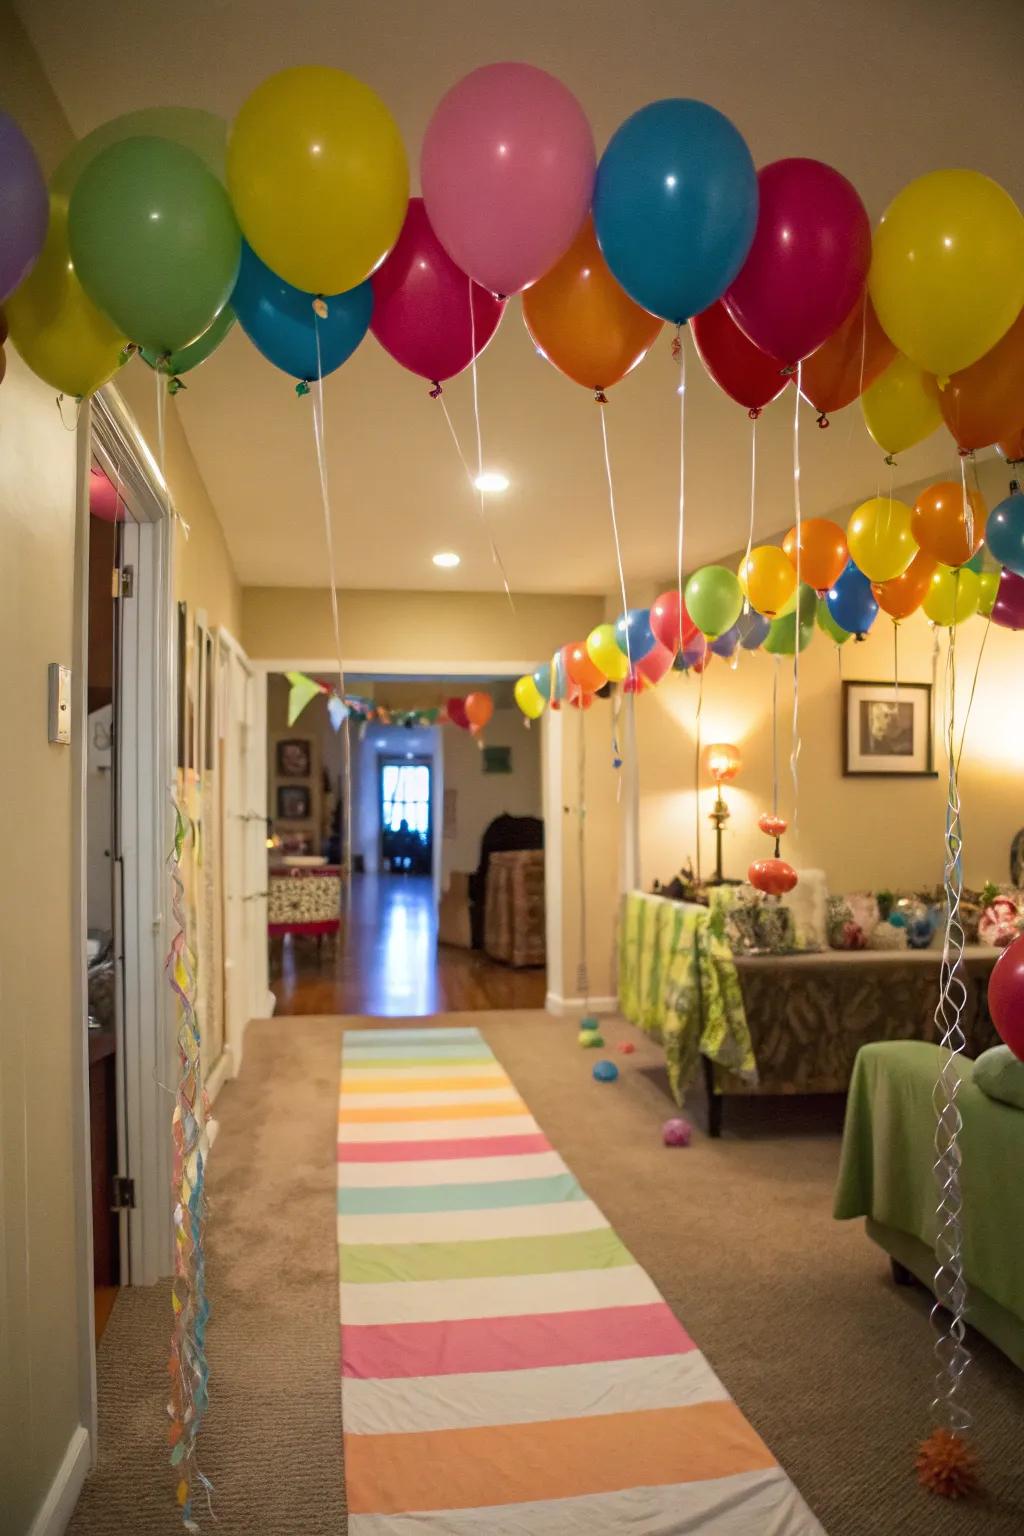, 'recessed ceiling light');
473,470,509,494
432,551,461,568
